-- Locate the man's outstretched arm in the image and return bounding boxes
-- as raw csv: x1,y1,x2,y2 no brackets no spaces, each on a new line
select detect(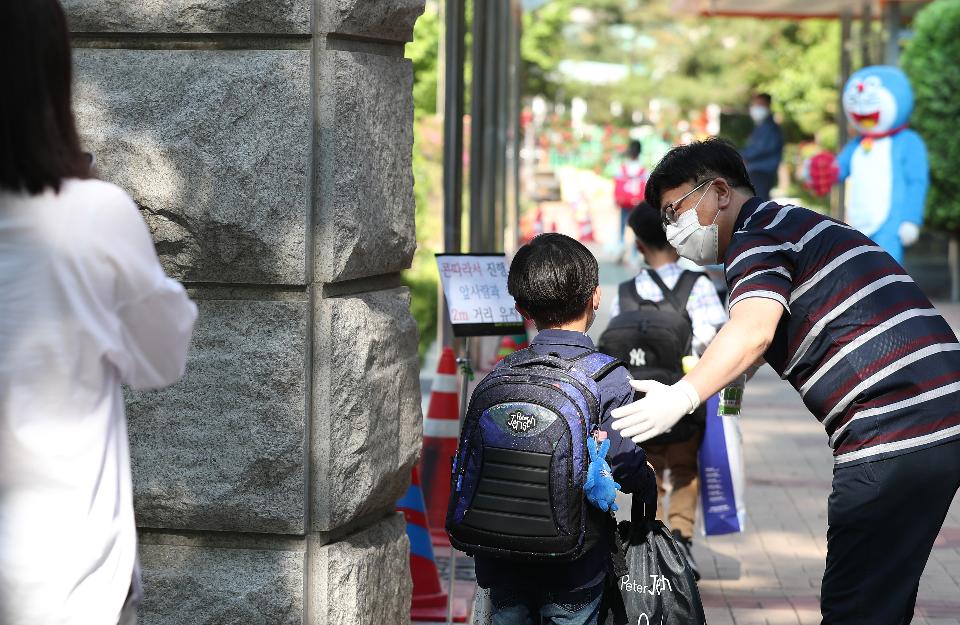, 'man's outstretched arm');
611,297,784,443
